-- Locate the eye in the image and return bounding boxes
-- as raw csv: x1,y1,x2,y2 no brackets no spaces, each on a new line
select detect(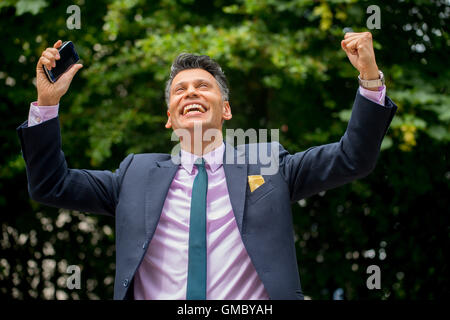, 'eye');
175,87,184,93
199,83,208,88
